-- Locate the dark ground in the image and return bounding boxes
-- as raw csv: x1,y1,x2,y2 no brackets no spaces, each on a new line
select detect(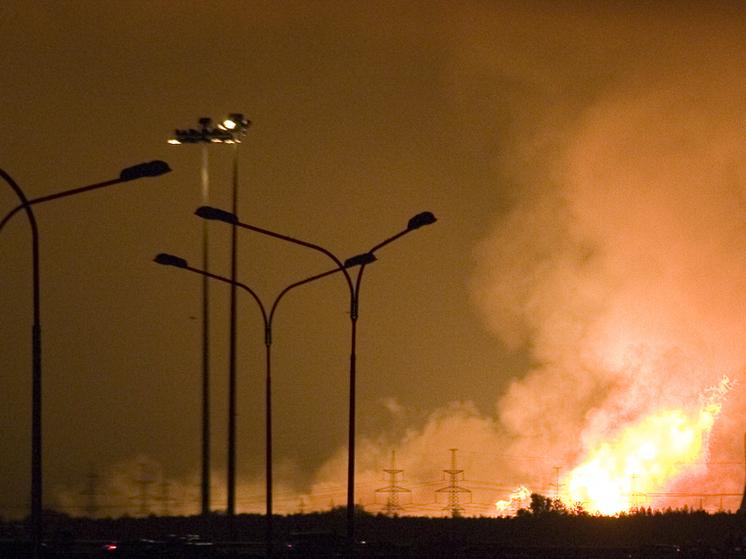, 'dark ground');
4,507,746,557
